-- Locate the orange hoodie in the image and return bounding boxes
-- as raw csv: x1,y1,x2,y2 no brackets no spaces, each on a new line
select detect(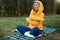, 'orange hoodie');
26,1,44,30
